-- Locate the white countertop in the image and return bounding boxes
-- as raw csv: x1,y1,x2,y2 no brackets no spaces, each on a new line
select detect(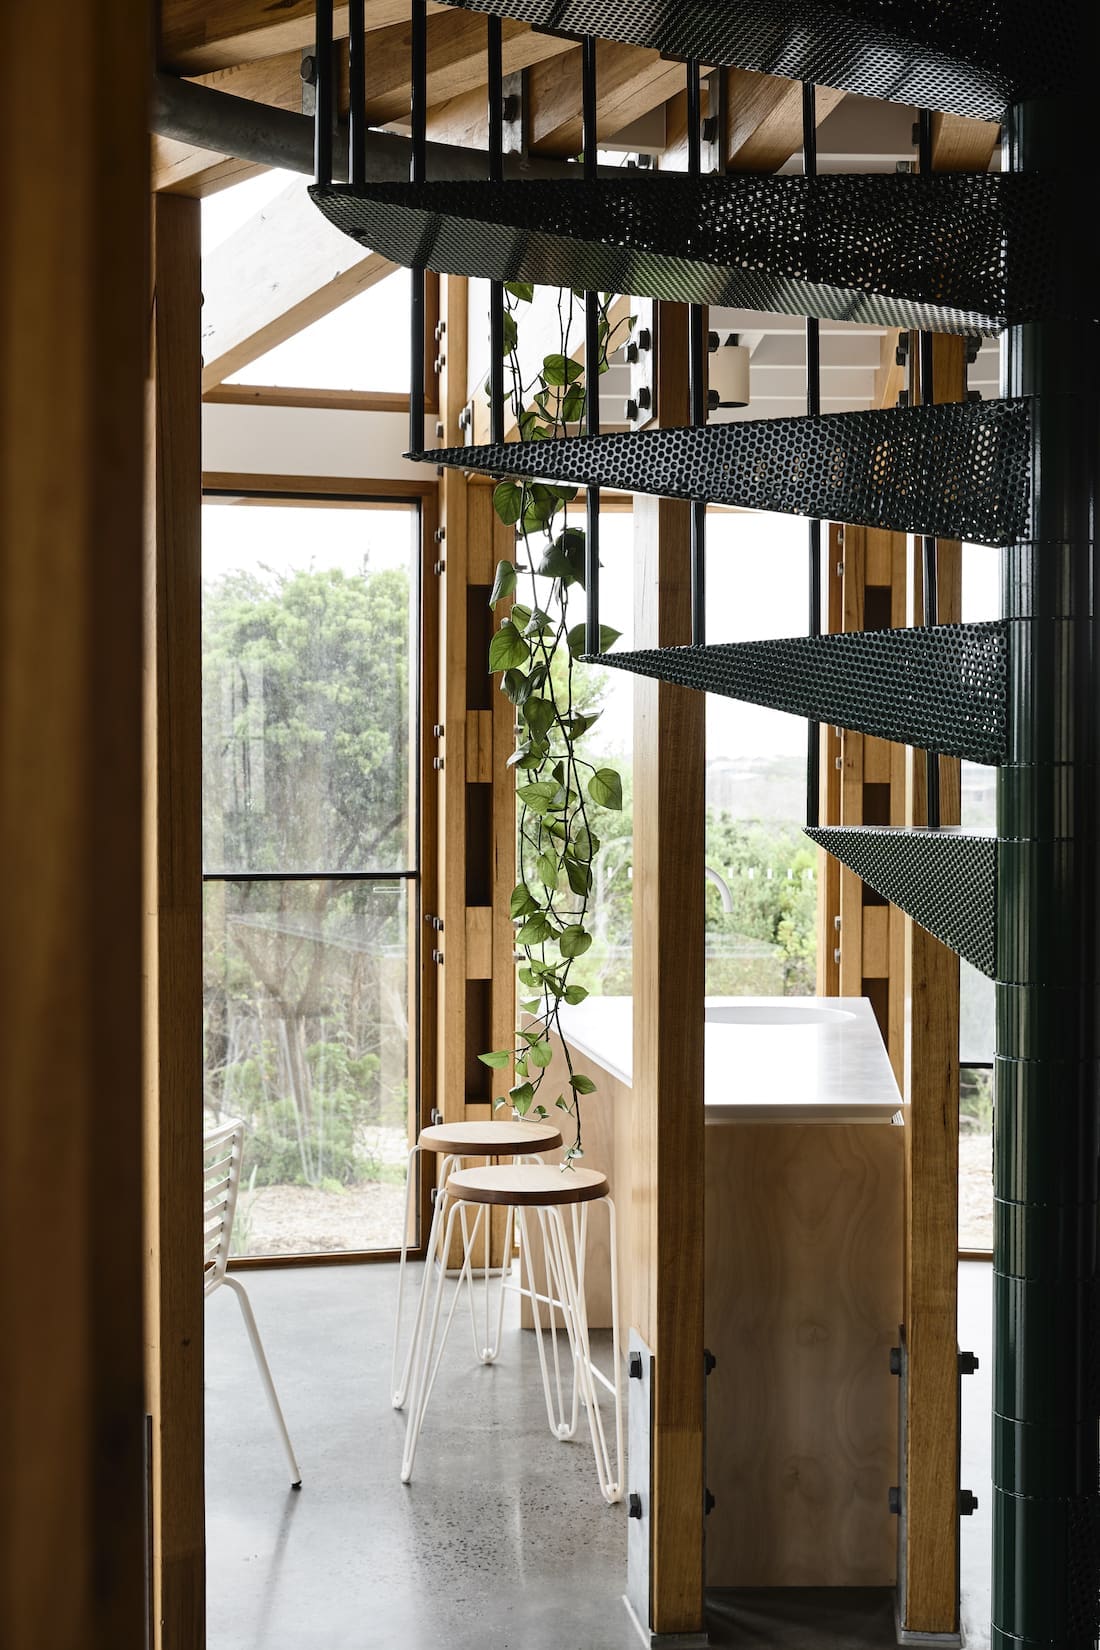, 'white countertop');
556,995,903,1123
